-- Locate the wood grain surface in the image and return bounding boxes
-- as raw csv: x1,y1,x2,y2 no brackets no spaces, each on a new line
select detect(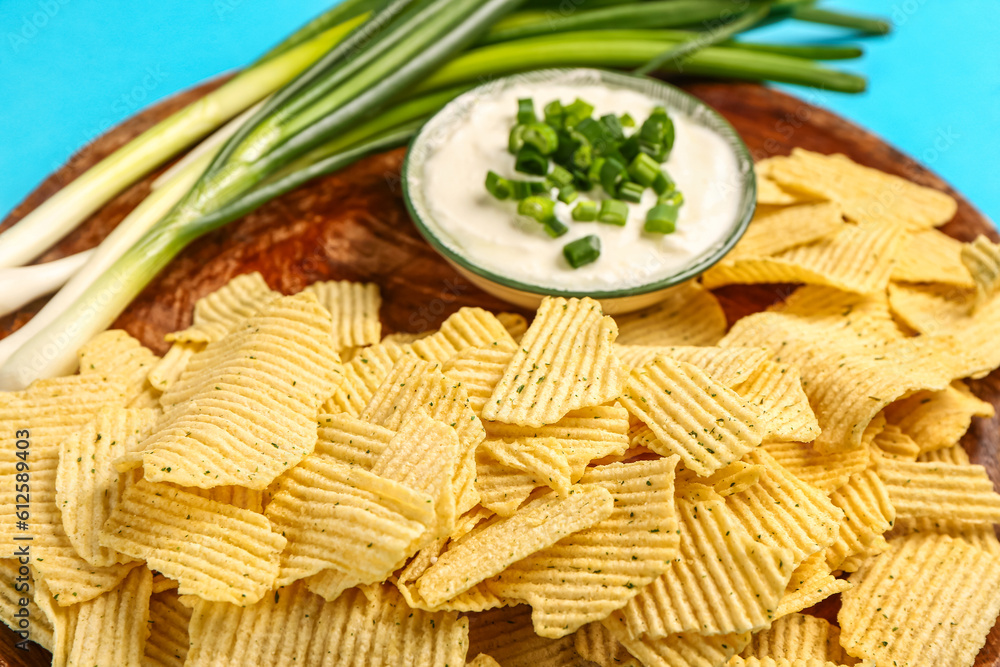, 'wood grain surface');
1,78,997,666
